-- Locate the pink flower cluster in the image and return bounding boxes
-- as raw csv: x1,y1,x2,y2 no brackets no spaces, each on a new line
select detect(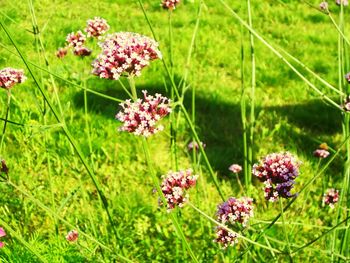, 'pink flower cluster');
92,32,162,80
336,0,348,5
65,31,91,57
162,0,180,10
214,197,254,248
214,227,238,249
116,90,171,137
228,164,242,174
0,227,6,248
313,149,330,158
85,17,110,38
323,188,339,208
253,152,301,202
187,141,206,151
160,169,198,210
343,95,350,112
0,68,26,89
66,230,79,242
319,1,329,10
